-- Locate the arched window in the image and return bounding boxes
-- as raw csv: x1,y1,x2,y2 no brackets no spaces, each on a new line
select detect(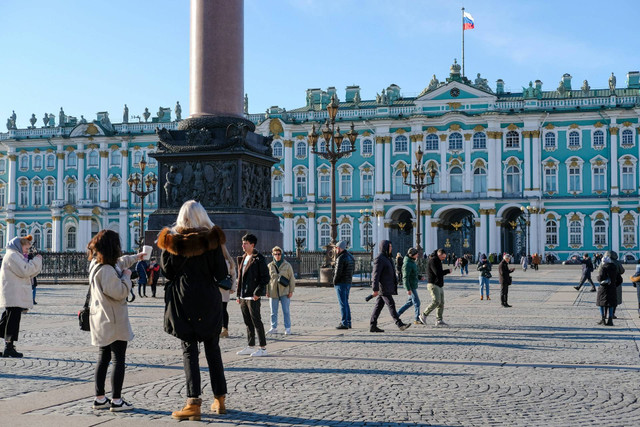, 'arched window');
66,226,77,250
450,166,463,192
544,166,557,192
110,181,121,204
46,229,52,250
568,163,581,192
594,219,607,246
361,172,373,197
32,229,42,251
110,149,122,166
88,181,99,203
621,164,634,191
505,165,521,193
340,140,352,154
623,219,636,246
425,134,438,151
295,174,307,199
545,220,558,245
568,131,580,148
473,166,487,192
34,155,42,170
340,171,352,197
133,151,142,166
339,223,352,246
593,130,604,148
448,132,462,151
593,165,606,192
272,141,283,157
67,152,77,168
20,155,29,170
318,140,327,153
45,181,55,206
296,224,307,248
0,186,5,207
393,169,409,194
0,159,5,174
361,139,373,156
19,182,29,206
506,131,520,148
19,228,28,238
472,132,486,149
88,150,99,167
622,129,634,146
33,181,42,206
296,141,307,158
319,223,331,248
569,220,582,246
46,153,56,169
66,181,77,204
394,135,408,152
362,222,373,247
544,132,556,149
272,175,282,198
